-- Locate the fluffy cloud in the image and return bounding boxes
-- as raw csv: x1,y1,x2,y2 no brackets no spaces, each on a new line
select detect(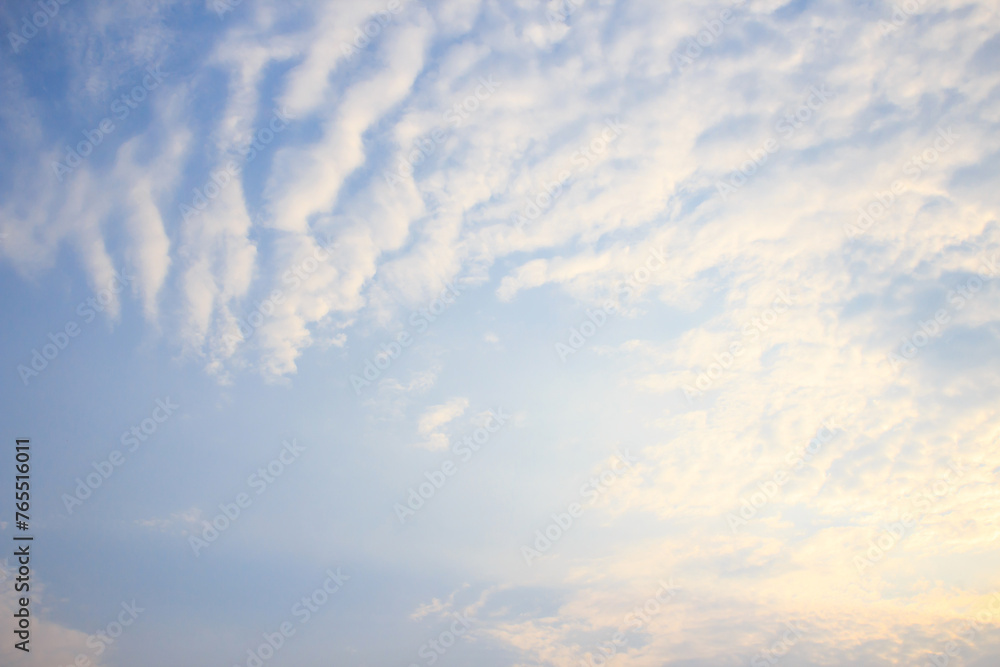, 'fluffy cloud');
3,0,1000,664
